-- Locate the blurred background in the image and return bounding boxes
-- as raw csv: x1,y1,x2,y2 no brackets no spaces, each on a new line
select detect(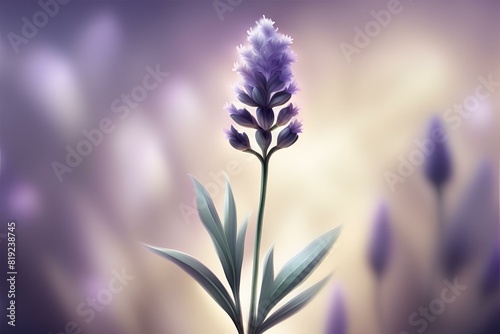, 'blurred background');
0,0,498,333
